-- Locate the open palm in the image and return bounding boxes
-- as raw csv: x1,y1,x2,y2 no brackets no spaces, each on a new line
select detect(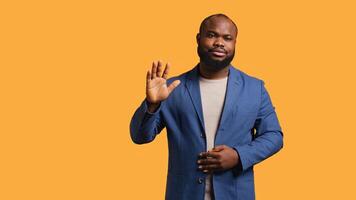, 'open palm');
146,61,180,104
